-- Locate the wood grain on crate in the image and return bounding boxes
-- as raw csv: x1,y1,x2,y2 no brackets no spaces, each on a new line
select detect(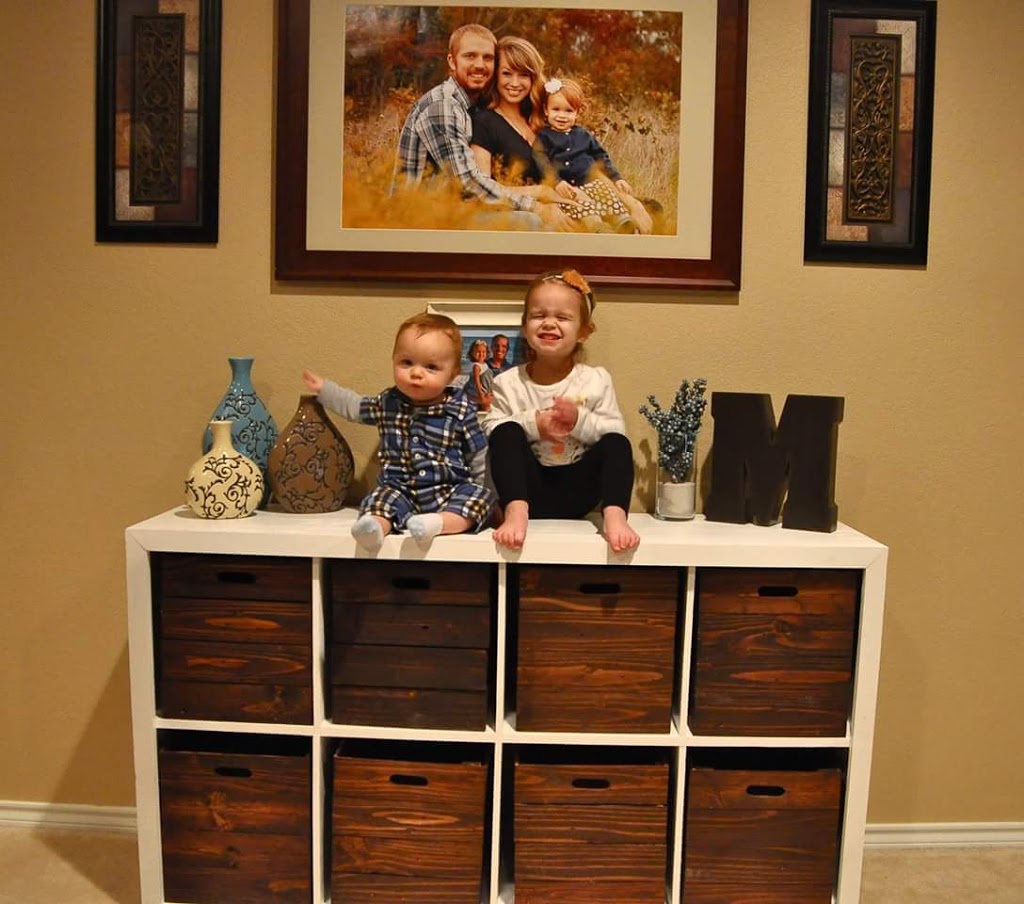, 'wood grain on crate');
161,831,311,904
159,680,312,723
333,757,488,835
327,560,493,605
162,598,311,643
155,553,314,724
333,755,487,904
516,565,680,732
158,553,312,601
332,602,489,647
691,568,858,736
515,761,668,904
332,874,483,904
159,749,311,904
682,768,842,904
330,685,486,730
